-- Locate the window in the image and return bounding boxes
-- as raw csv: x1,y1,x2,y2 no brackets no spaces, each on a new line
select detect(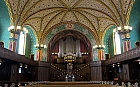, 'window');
18,31,25,55
114,31,121,55
18,68,22,73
